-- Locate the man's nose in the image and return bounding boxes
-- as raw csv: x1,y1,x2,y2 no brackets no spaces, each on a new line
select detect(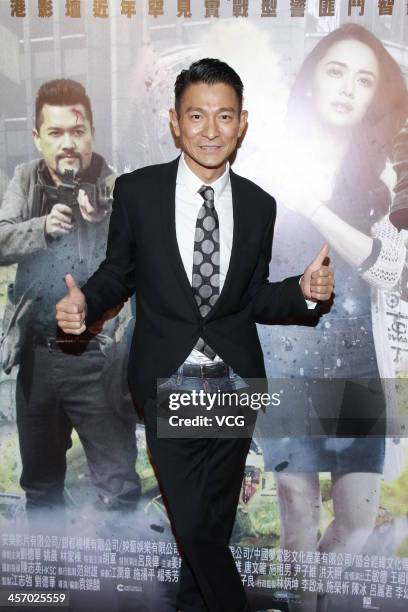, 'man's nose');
202,116,219,139
61,132,75,148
